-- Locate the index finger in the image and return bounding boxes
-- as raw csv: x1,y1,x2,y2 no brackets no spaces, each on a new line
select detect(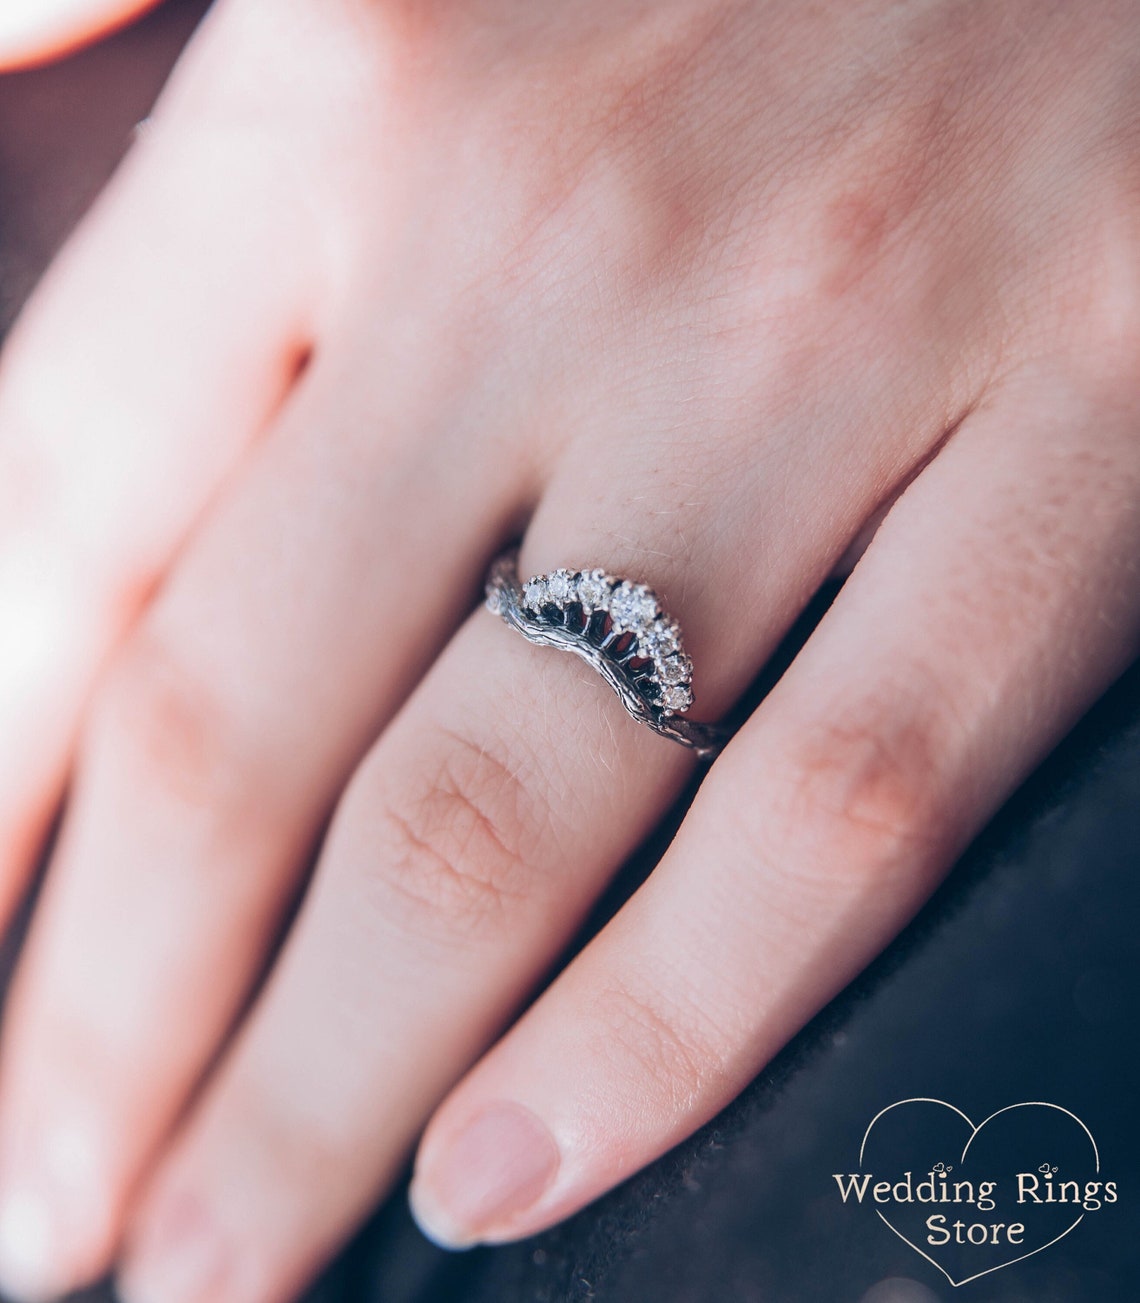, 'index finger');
0,0,323,940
